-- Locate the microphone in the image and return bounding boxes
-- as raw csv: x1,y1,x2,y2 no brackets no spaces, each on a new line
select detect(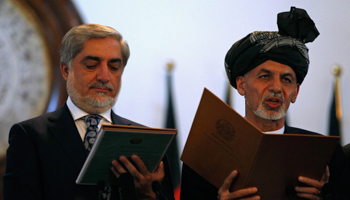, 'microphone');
119,173,138,200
